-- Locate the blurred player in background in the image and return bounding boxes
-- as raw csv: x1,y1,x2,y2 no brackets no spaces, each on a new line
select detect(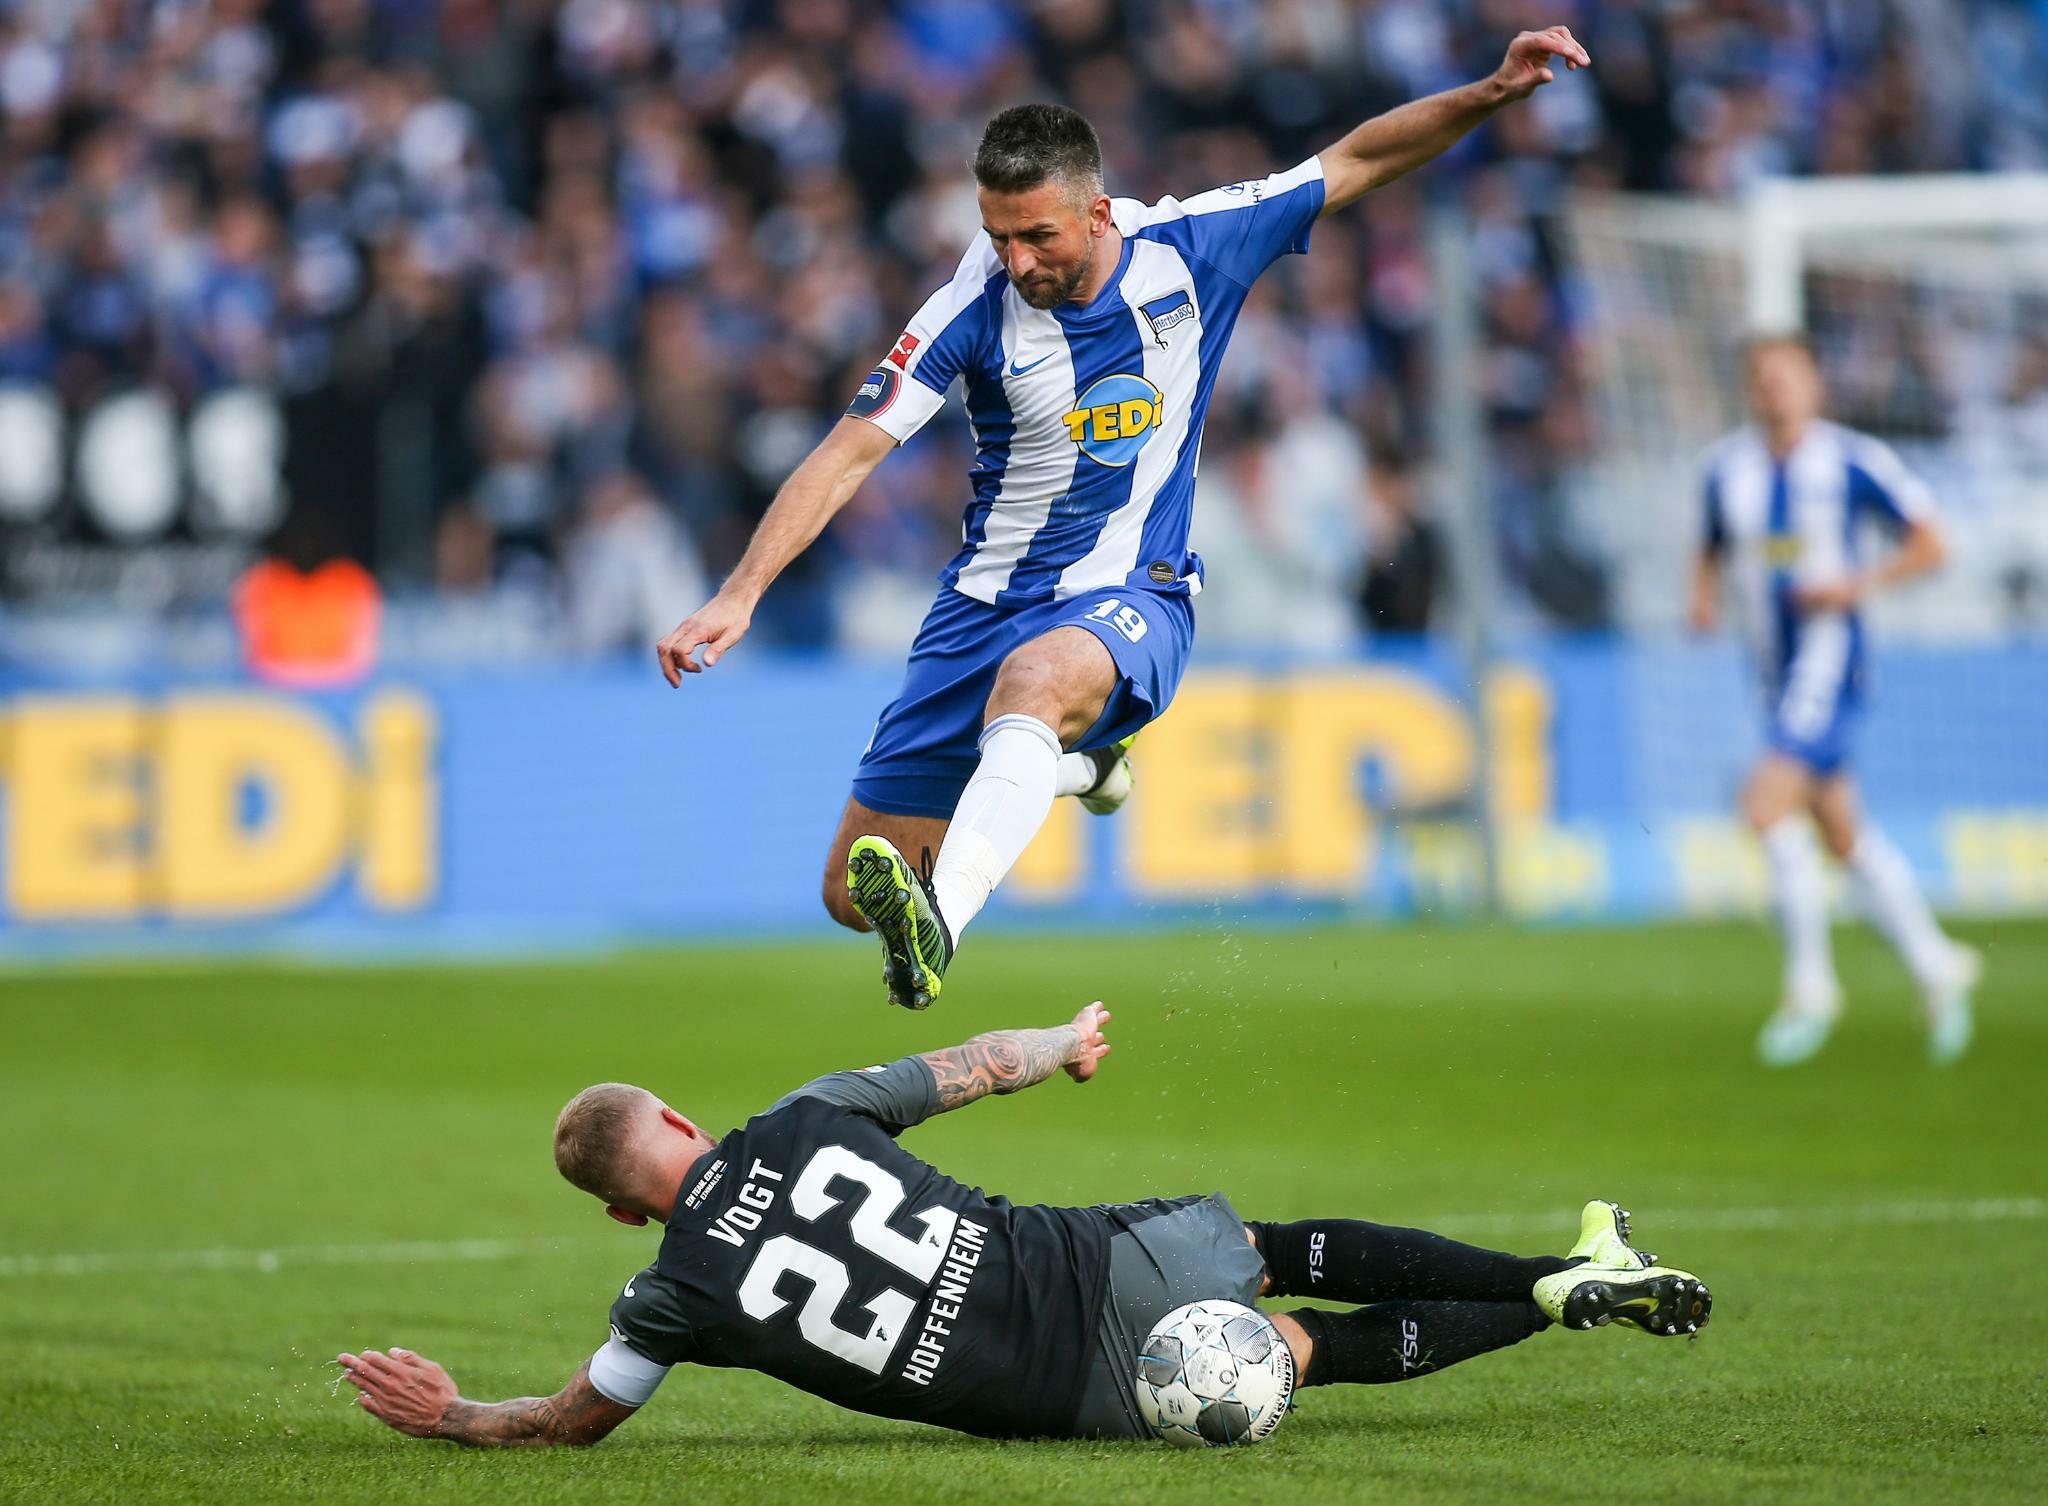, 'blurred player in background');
1690,336,1980,1068
338,1002,1709,1448
656,27,1592,1010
